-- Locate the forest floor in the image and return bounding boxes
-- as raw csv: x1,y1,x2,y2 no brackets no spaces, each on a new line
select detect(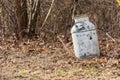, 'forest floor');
0,36,120,80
